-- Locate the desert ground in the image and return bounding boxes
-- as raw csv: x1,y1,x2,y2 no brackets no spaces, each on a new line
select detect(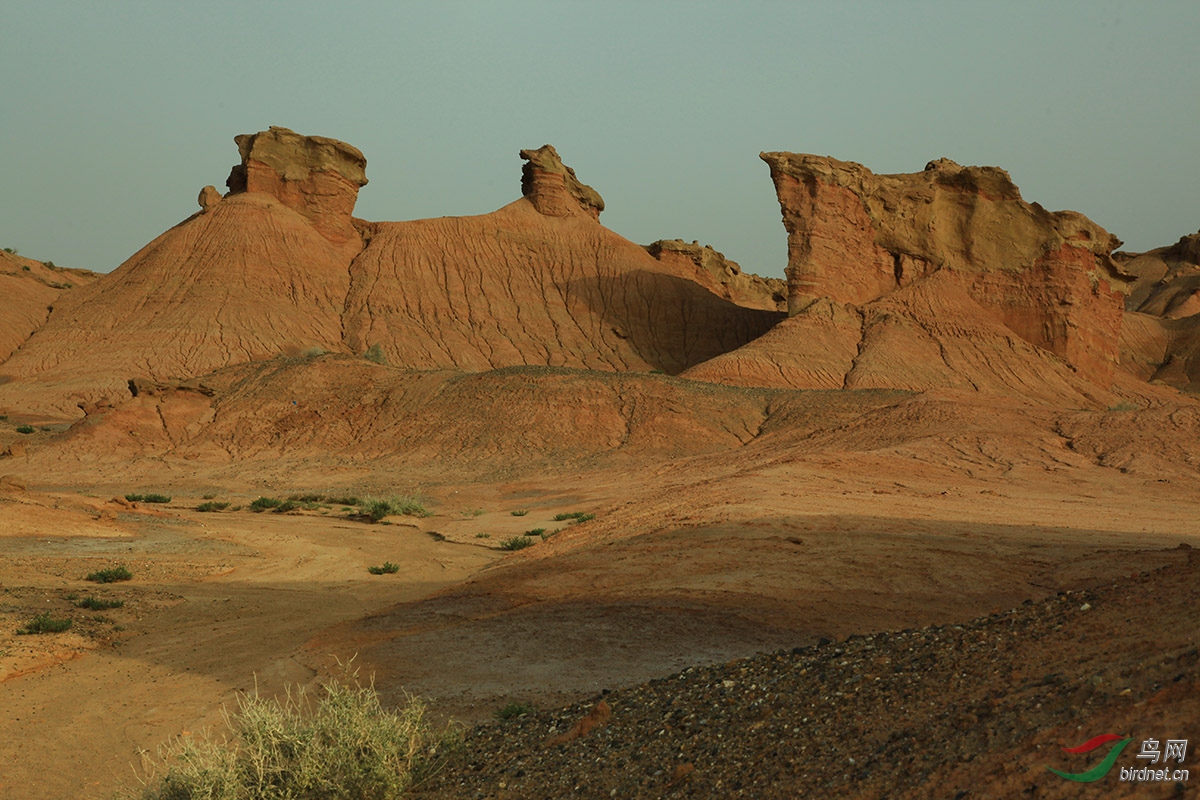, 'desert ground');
1,128,1197,798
